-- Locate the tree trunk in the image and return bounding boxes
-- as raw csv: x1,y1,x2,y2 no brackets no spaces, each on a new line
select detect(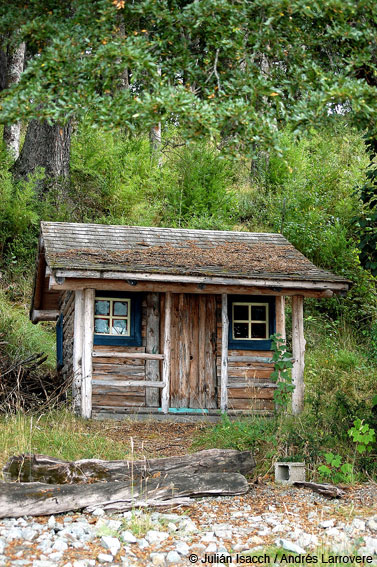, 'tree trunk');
3,40,25,159
12,118,72,192
3,448,255,484
0,472,249,518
